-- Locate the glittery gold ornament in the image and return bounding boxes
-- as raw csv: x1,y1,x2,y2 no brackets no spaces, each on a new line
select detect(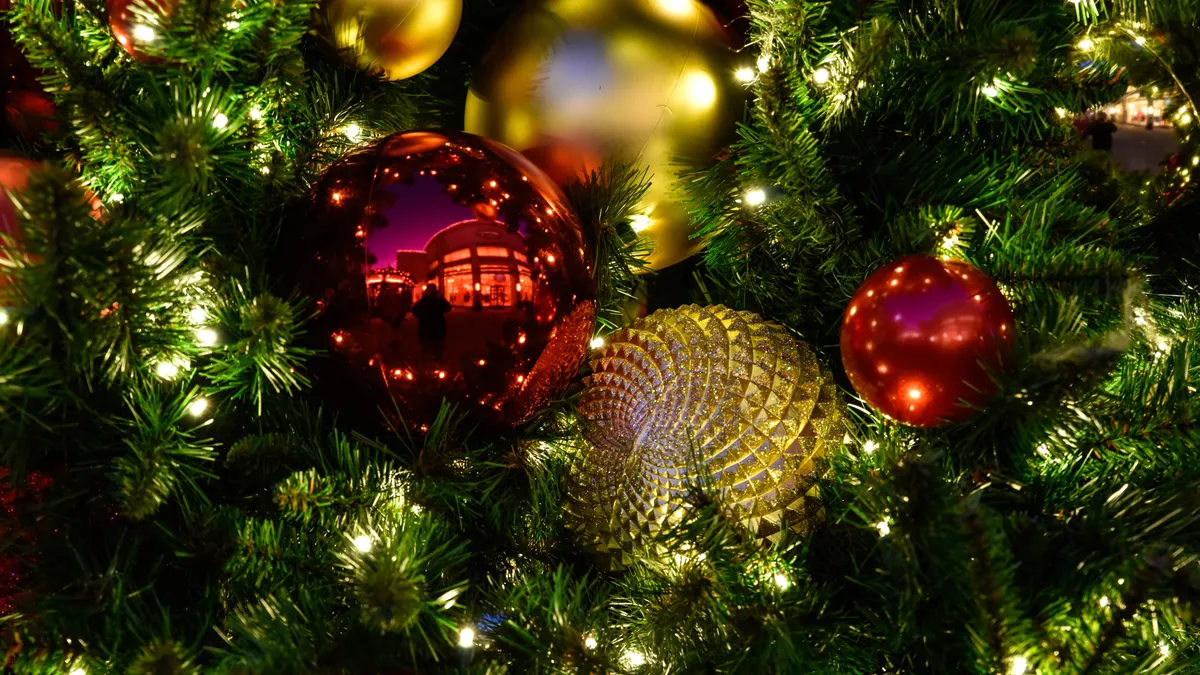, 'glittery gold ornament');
465,0,743,271
569,305,844,567
321,0,462,81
